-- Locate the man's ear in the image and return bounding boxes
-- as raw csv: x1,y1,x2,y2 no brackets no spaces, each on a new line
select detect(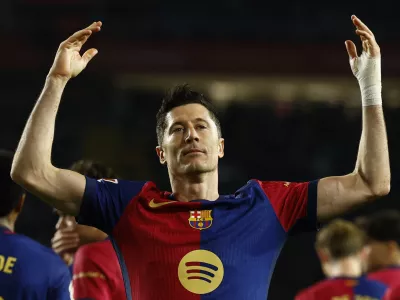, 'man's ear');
156,146,167,165
316,248,330,264
218,138,224,158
